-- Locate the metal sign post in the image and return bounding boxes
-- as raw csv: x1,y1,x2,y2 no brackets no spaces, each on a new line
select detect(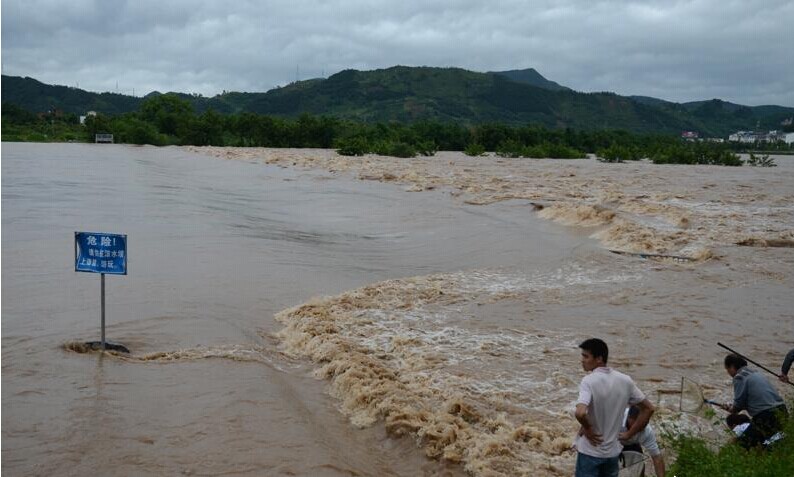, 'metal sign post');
75,232,129,353
101,273,106,349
